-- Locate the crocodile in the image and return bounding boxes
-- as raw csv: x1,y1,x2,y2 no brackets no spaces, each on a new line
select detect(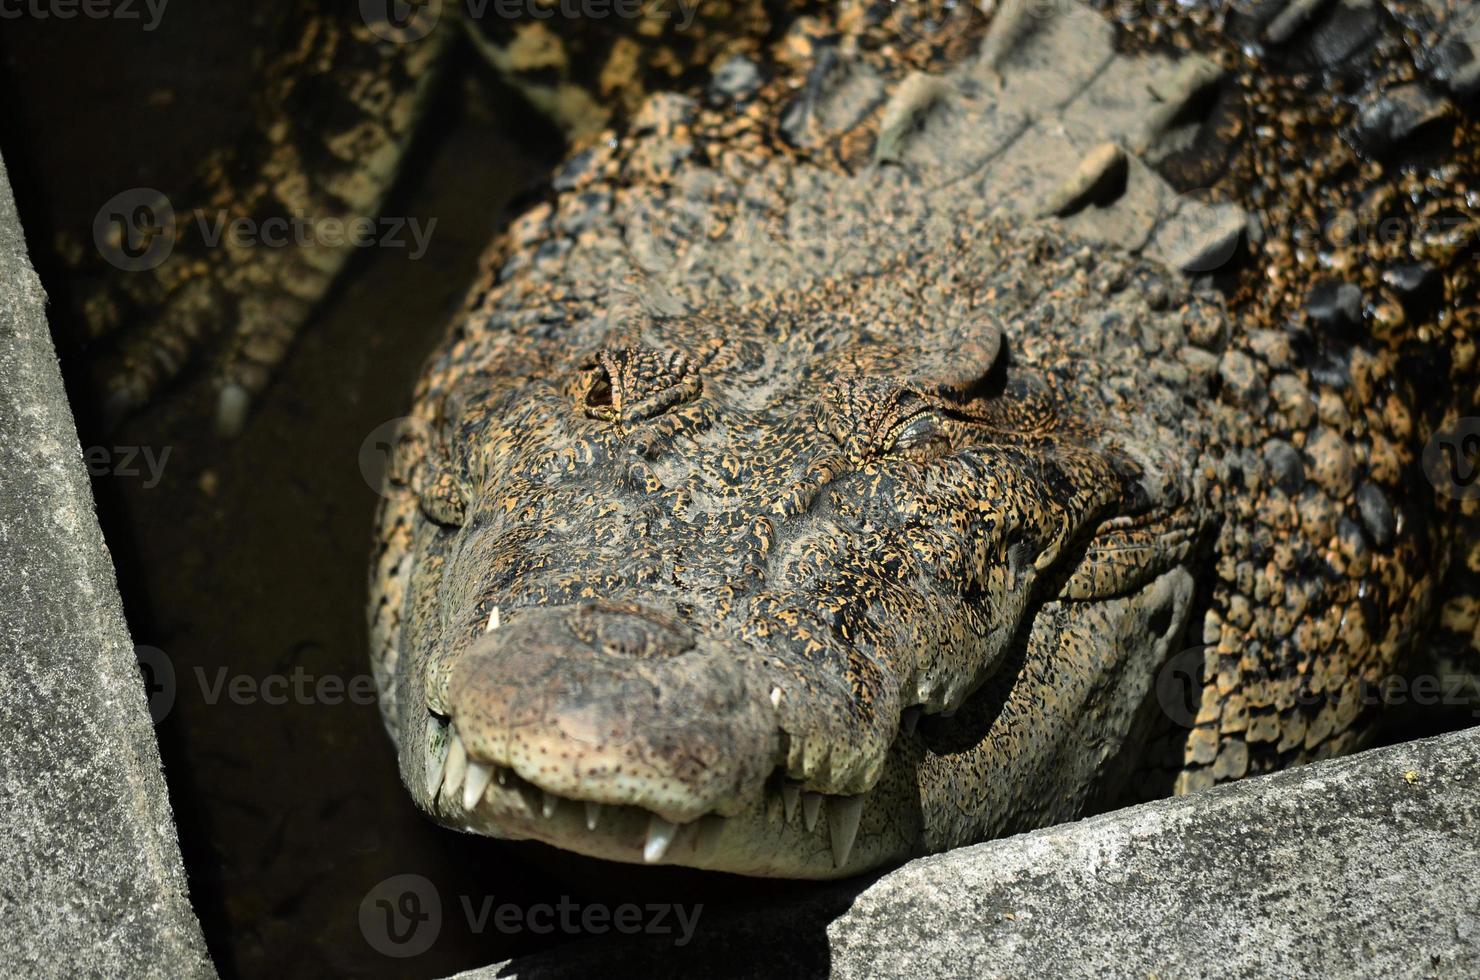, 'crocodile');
358,1,1480,878
77,0,1480,877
